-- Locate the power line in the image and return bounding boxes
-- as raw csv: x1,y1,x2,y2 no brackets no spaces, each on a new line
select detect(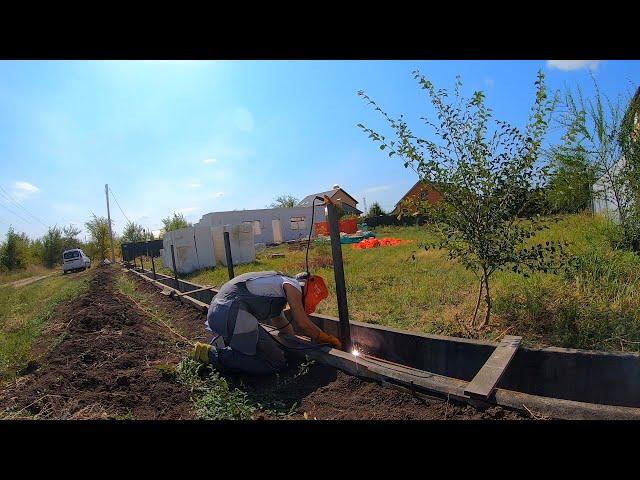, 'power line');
108,186,132,225
0,200,36,227
0,185,48,228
